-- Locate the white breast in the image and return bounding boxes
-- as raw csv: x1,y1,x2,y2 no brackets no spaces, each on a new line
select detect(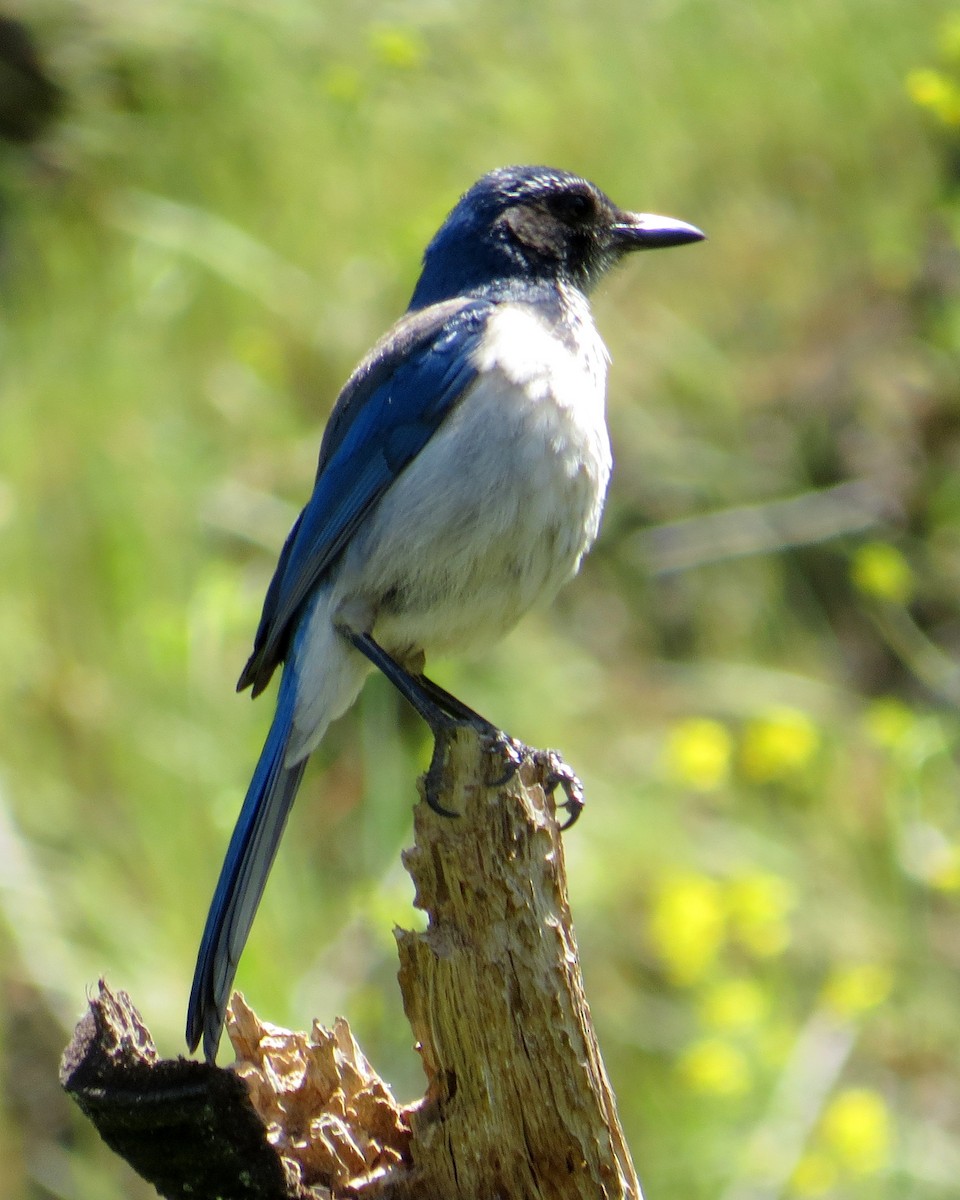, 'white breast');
333,291,613,658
